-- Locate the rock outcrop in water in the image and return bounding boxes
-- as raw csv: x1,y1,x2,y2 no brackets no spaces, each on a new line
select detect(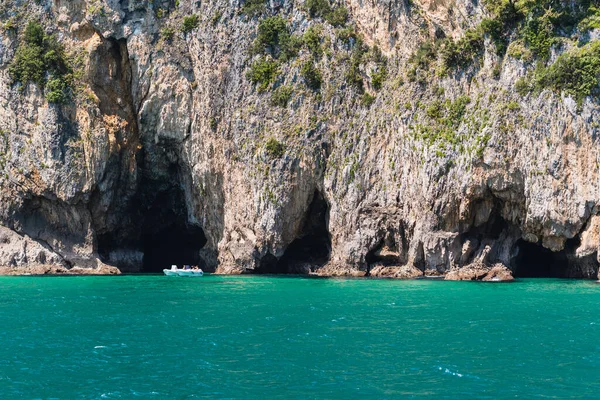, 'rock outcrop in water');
0,0,599,279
